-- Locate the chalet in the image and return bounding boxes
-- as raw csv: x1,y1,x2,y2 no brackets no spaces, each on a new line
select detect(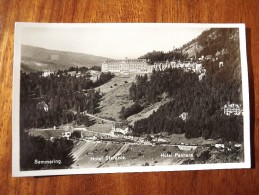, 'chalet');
219,61,224,68
36,101,49,112
198,72,206,81
62,132,71,139
200,55,204,60
205,55,212,60
111,123,130,136
67,71,77,76
140,137,152,145
76,72,81,78
143,141,152,145
42,70,54,77
215,51,221,57
178,145,198,151
224,103,242,116
215,143,225,148
156,138,168,143
92,135,98,141
67,71,83,78
74,127,87,131
179,112,188,122
234,143,242,148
